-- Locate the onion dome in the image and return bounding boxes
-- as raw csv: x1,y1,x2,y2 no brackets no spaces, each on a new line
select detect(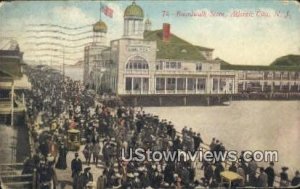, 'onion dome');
93,20,107,33
124,2,144,19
